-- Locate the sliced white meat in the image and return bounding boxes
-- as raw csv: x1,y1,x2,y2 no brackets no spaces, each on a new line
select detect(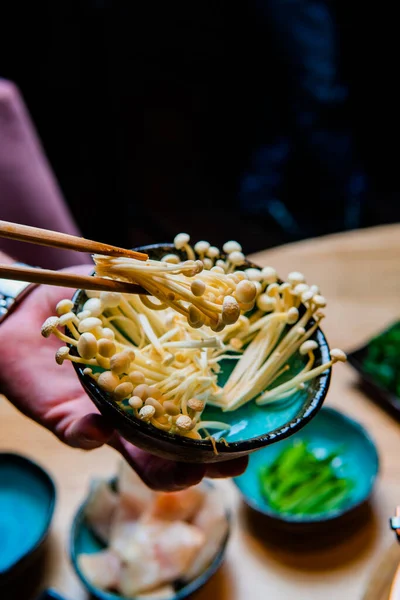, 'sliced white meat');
117,520,205,596
84,479,118,544
136,585,175,599
183,486,229,582
119,557,160,597
78,550,121,591
142,484,206,523
149,520,205,580
117,459,154,516
109,501,141,562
